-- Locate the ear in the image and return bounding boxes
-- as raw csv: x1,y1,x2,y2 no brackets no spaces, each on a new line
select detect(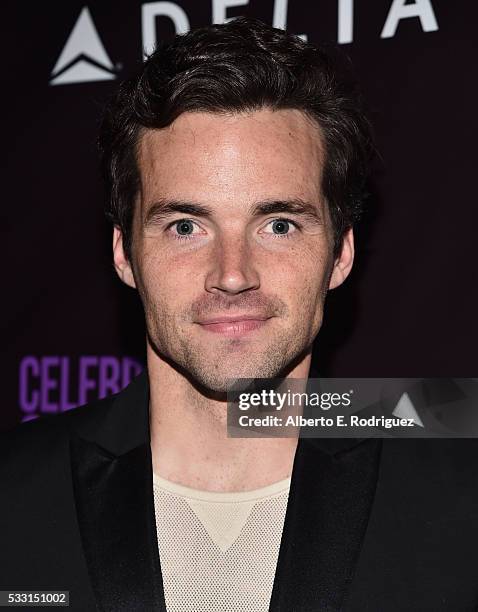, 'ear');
328,227,355,290
113,226,136,289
